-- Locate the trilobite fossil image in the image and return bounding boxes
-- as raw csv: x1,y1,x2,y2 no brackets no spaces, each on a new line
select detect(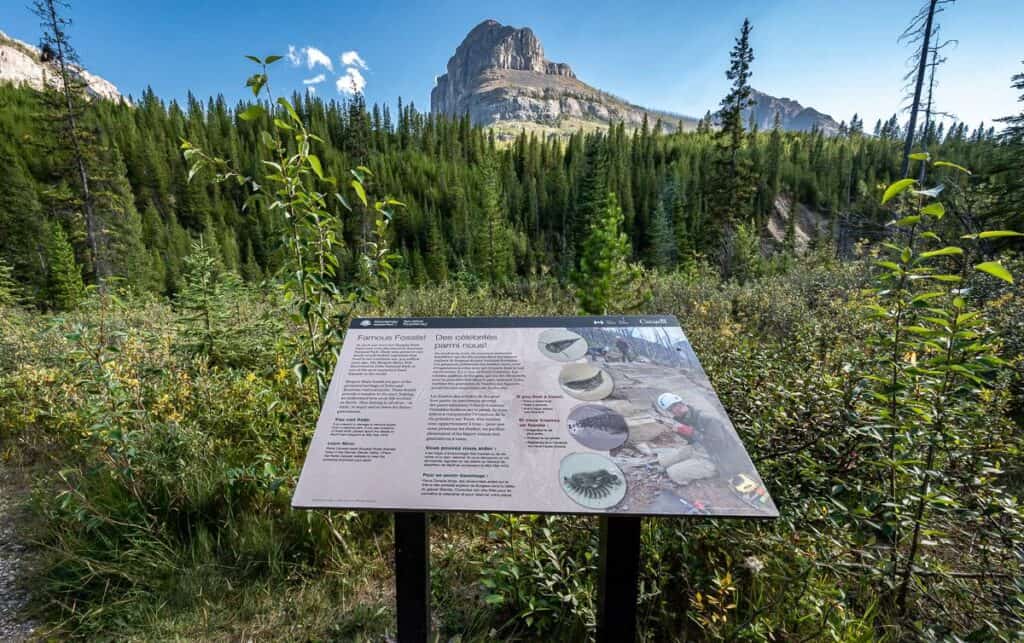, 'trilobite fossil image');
558,363,614,401
558,452,627,509
563,469,622,499
537,329,588,362
567,404,628,450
